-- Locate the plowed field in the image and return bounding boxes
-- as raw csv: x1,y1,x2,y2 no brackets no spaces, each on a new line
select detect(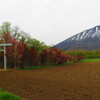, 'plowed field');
0,63,100,100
